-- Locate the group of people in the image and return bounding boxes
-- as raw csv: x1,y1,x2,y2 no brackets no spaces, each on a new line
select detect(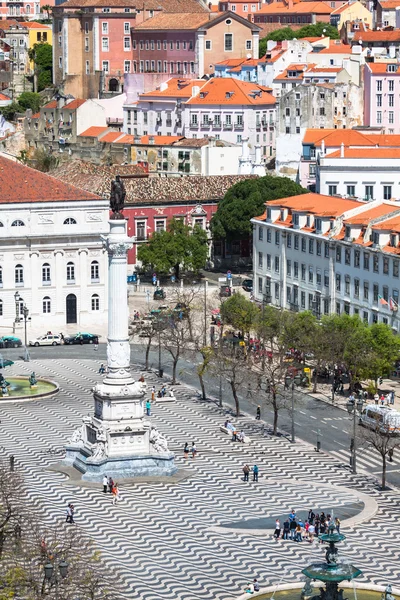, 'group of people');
244,579,260,594
373,391,395,406
224,420,246,443
242,464,259,482
183,442,197,459
103,475,120,504
273,509,340,542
